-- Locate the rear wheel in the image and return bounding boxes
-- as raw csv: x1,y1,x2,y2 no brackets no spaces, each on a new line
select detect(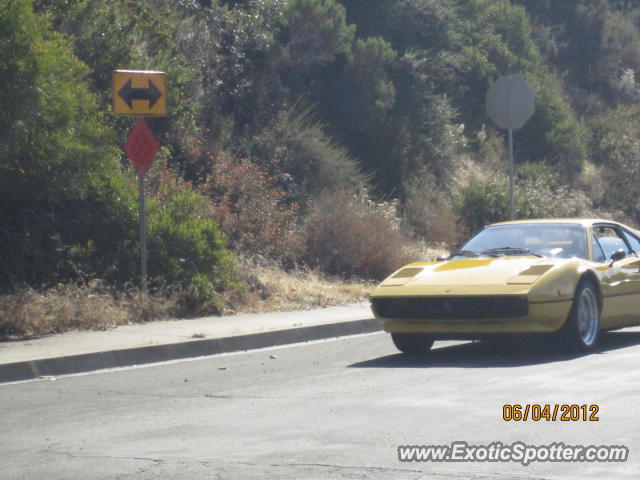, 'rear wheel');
563,281,600,352
391,333,434,356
